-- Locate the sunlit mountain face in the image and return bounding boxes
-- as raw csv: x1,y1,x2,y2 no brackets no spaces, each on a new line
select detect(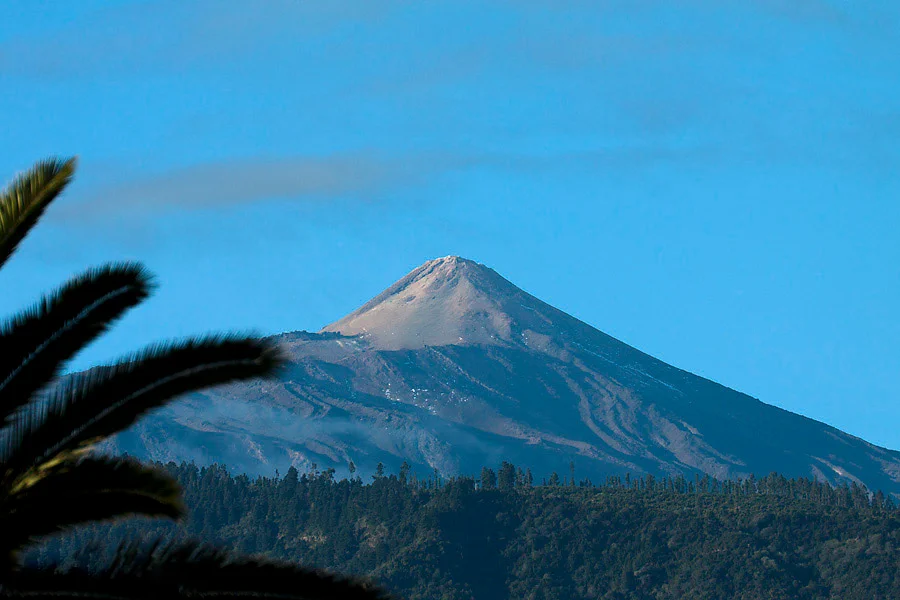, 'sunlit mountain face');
110,256,900,496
